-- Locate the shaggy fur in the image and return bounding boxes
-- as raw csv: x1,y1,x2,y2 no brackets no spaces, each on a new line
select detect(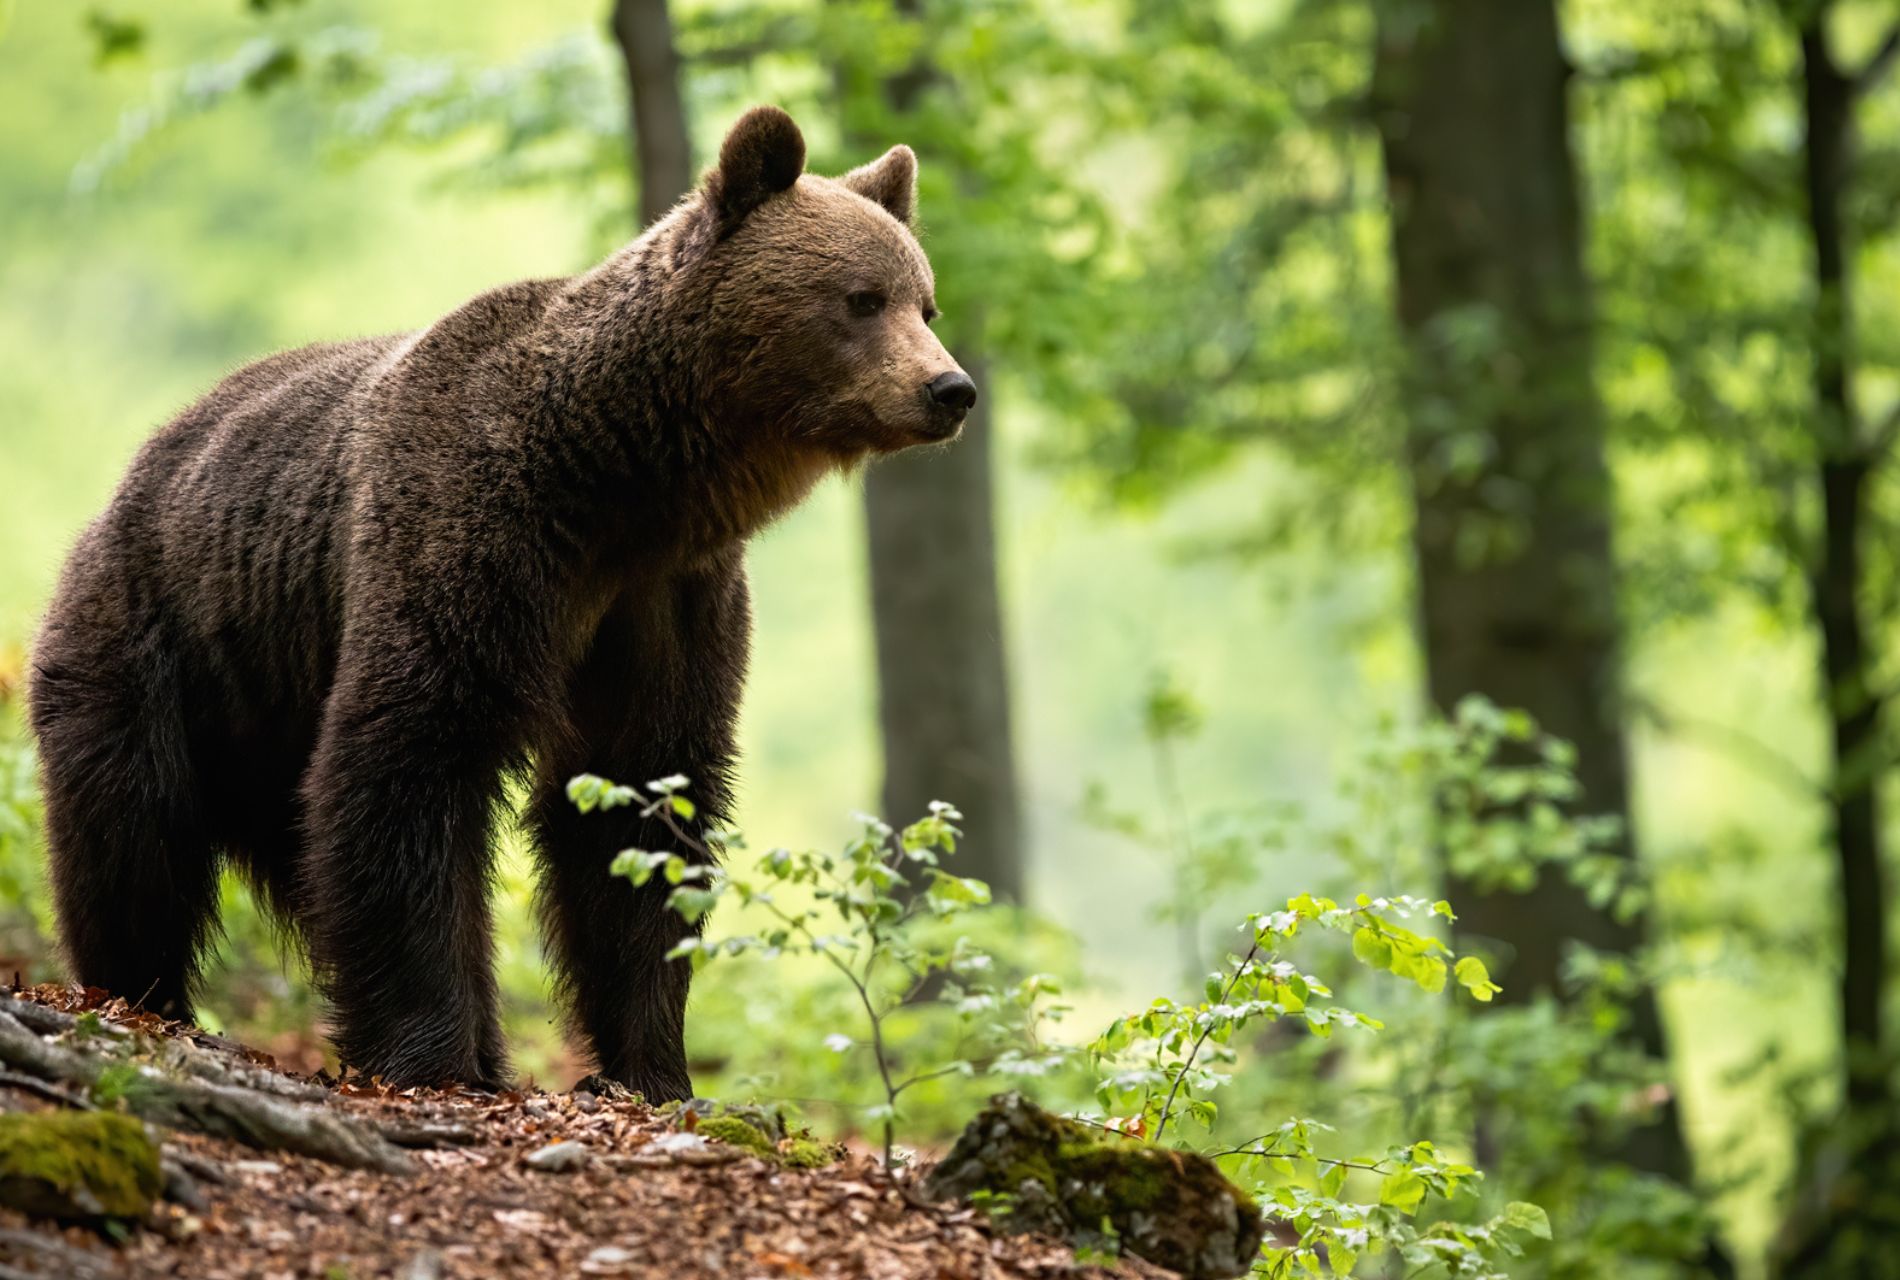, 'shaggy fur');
26,107,973,1100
